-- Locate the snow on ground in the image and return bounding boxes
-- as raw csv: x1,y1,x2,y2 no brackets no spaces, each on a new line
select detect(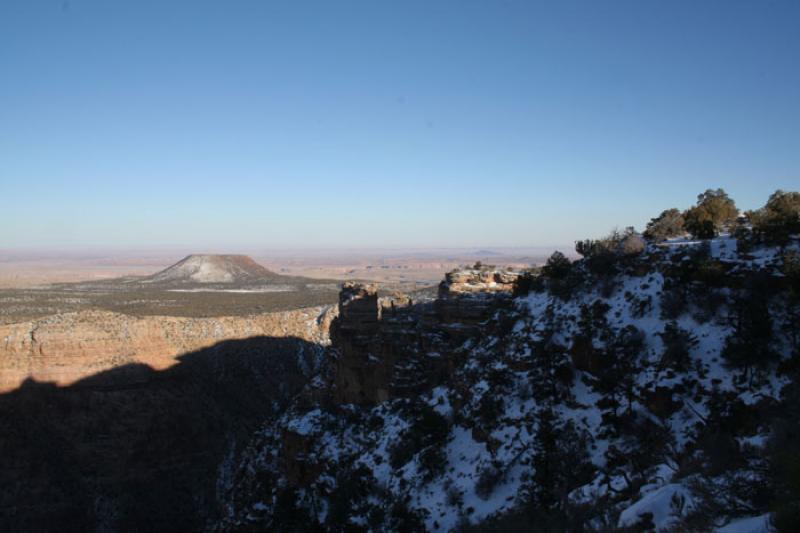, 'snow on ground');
714,513,771,533
227,236,796,531
618,483,692,529
168,286,296,293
